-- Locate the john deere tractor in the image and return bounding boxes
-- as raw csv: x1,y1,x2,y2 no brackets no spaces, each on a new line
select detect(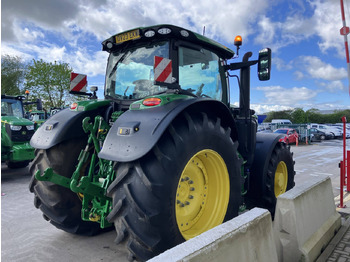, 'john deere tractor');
29,24,295,261
1,94,42,168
